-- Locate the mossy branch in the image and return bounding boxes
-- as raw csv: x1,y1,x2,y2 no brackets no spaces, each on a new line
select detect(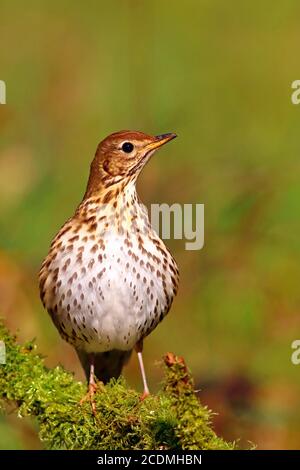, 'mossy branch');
0,321,234,450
